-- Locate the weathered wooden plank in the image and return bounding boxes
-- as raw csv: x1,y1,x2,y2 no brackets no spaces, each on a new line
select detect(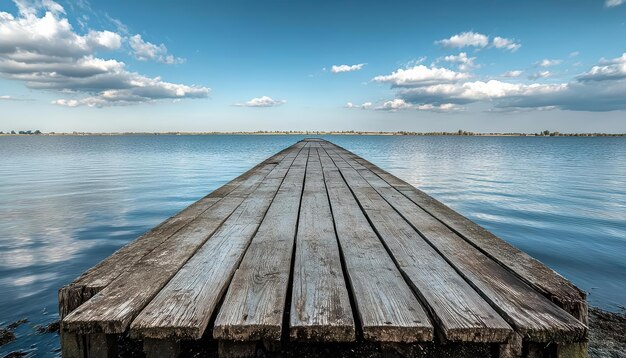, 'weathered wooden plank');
58,143,299,318
289,145,355,342
129,145,310,340
317,148,434,343
62,143,305,335
330,143,588,324
320,145,512,343
60,331,84,358
212,146,308,341
326,145,587,343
